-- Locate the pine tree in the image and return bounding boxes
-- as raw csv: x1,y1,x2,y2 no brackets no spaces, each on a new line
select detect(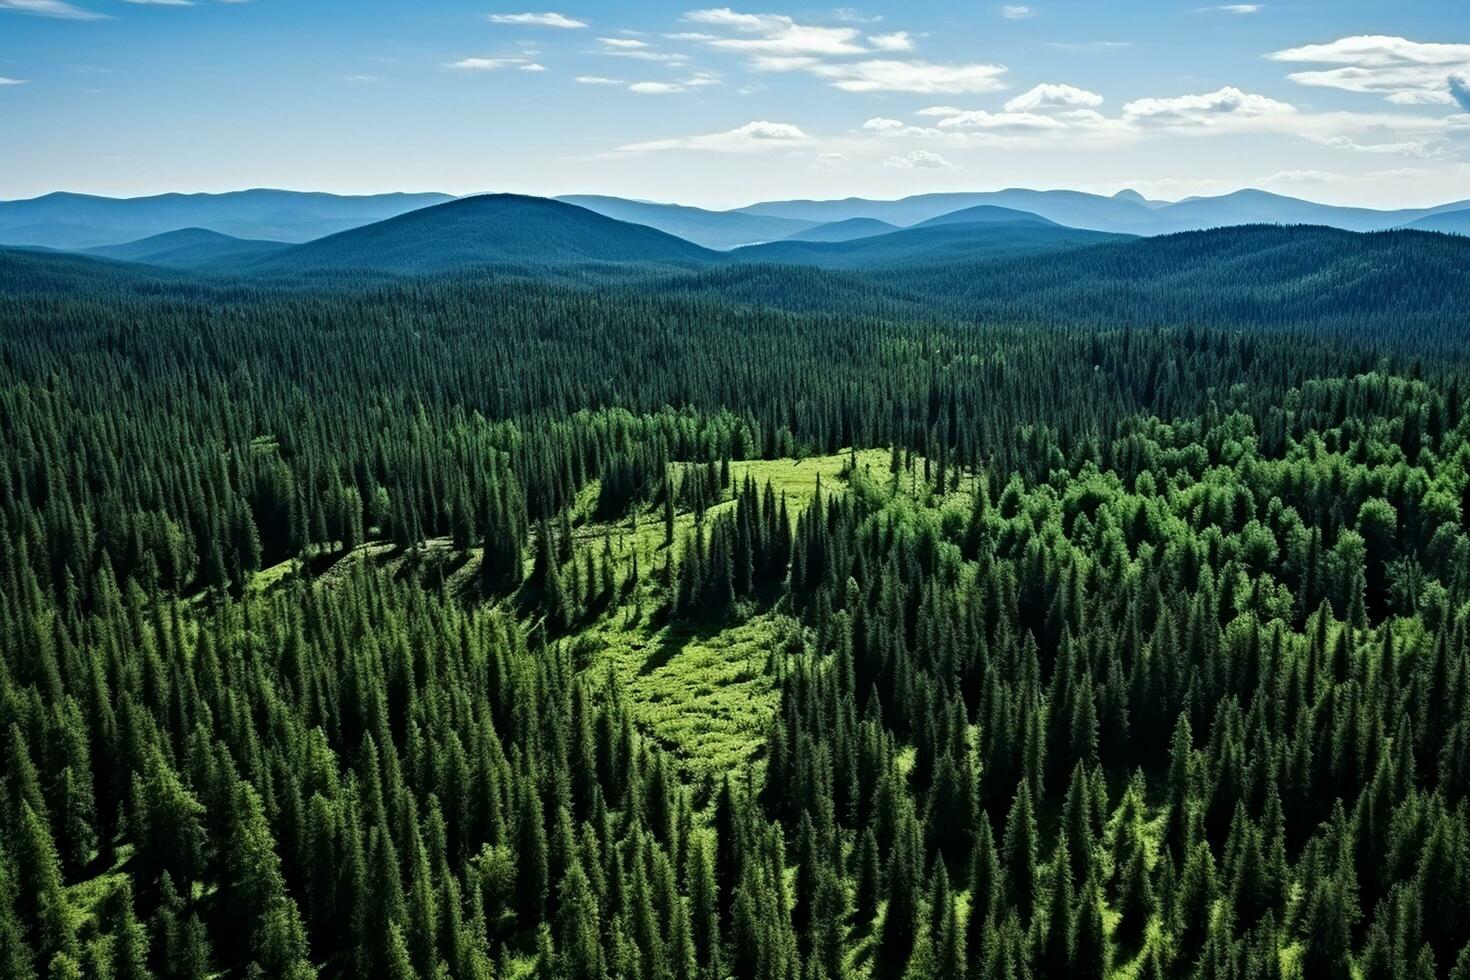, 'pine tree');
1002,783,1038,923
